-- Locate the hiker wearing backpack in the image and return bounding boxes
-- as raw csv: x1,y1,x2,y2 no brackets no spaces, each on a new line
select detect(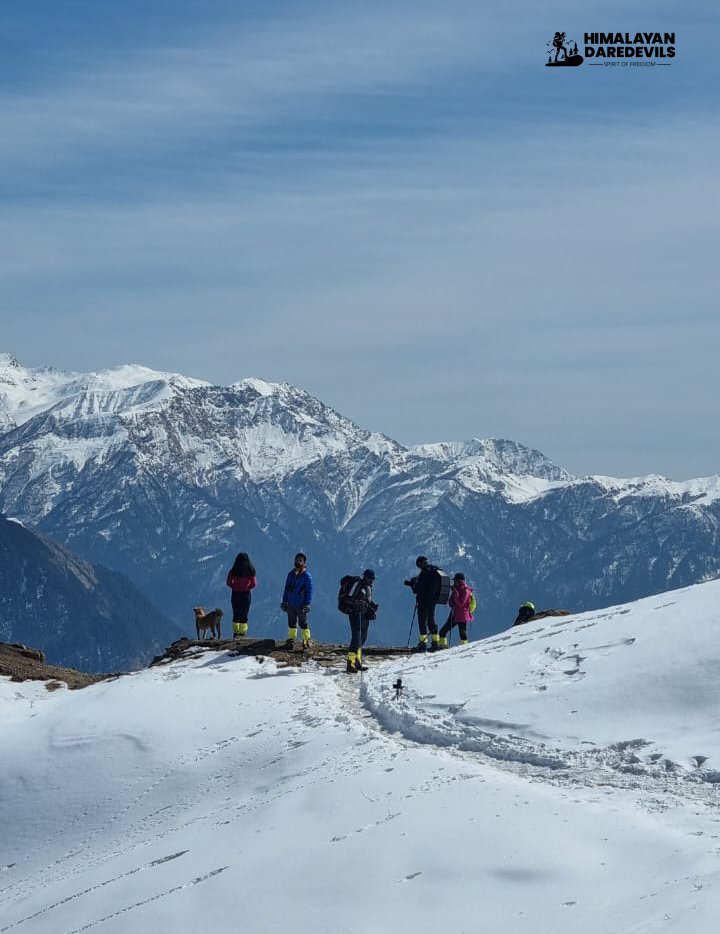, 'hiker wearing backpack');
405,555,443,652
341,569,378,673
280,552,313,650
438,573,476,648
